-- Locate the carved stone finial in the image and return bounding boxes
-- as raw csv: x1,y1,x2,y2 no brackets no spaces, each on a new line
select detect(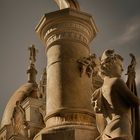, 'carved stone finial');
54,0,80,10
77,53,98,78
